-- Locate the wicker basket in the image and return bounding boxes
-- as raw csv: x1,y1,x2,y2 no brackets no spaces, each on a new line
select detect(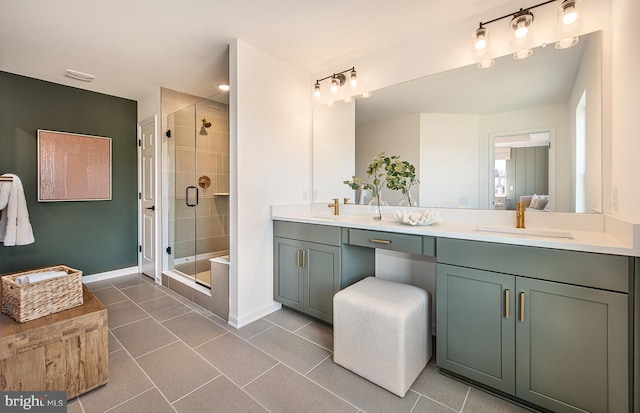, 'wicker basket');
1,265,83,323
